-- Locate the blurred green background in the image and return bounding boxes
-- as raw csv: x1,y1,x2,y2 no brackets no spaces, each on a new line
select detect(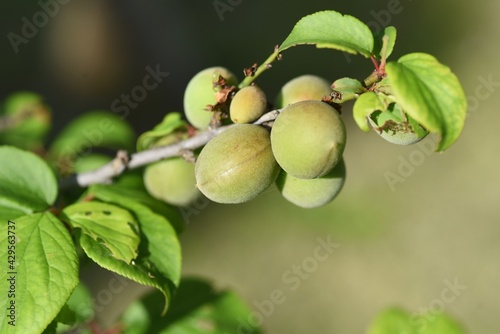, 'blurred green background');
1,0,499,333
